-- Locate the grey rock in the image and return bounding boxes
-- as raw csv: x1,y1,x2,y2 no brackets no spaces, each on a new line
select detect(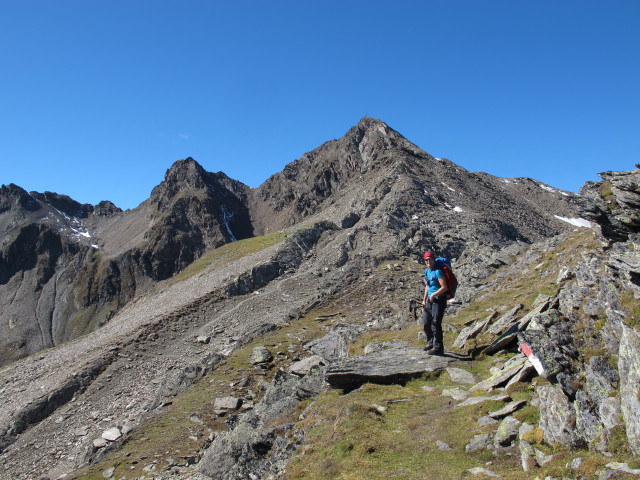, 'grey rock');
441,387,469,401
494,416,521,447
452,312,496,349
571,457,583,469
304,324,364,361
538,385,581,447
199,369,325,479
487,304,523,335
325,346,454,390
574,390,601,444
364,340,410,355
519,439,537,471
471,356,528,392
467,467,502,477
435,440,451,450
477,415,499,427
618,324,640,455
488,400,527,419
599,397,622,430
288,355,324,376
250,346,273,365
93,437,108,448
604,462,640,475
214,397,242,411
465,433,494,452
102,467,115,478
101,427,121,442
446,367,477,385
457,394,511,407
